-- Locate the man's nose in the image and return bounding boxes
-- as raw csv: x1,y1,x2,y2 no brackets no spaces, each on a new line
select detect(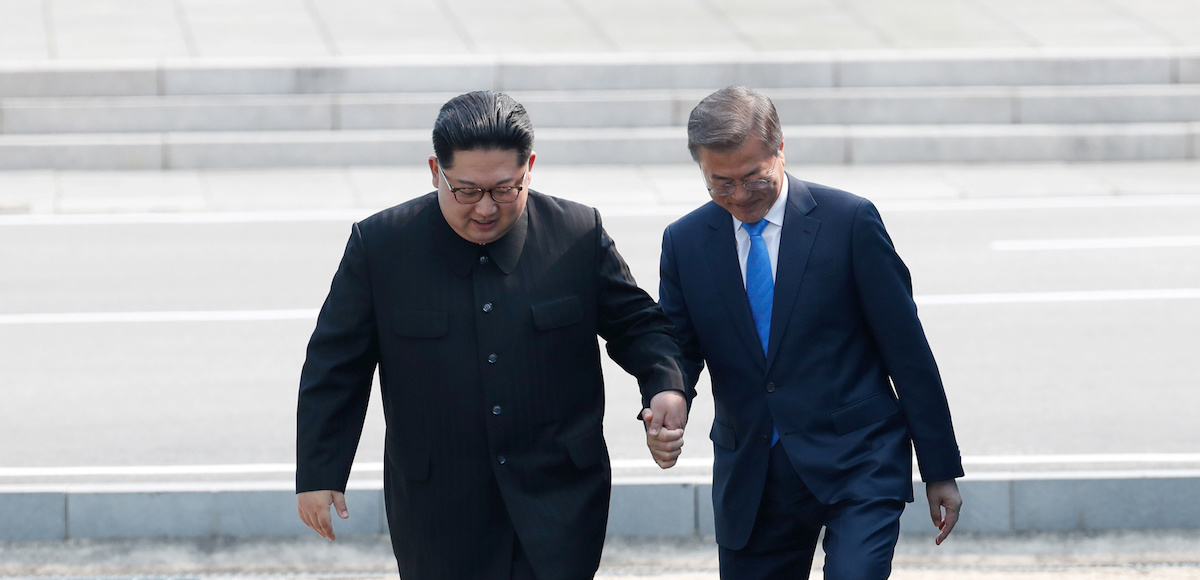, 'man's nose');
730,185,753,202
473,196,499,215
